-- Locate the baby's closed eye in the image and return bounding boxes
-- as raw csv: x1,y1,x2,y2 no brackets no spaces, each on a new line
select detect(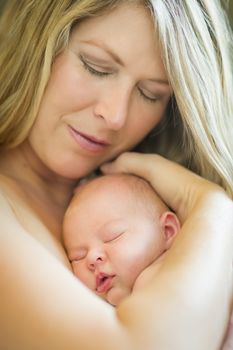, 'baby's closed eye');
68,247,87,262
103,230,125,244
